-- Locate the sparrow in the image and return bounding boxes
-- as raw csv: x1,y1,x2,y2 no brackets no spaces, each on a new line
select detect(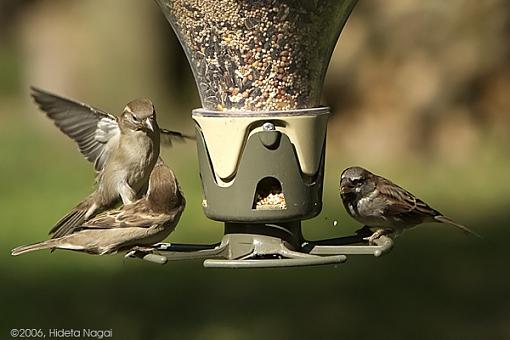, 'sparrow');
339,166,480,243
11,159,185,256
31,87,165,238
